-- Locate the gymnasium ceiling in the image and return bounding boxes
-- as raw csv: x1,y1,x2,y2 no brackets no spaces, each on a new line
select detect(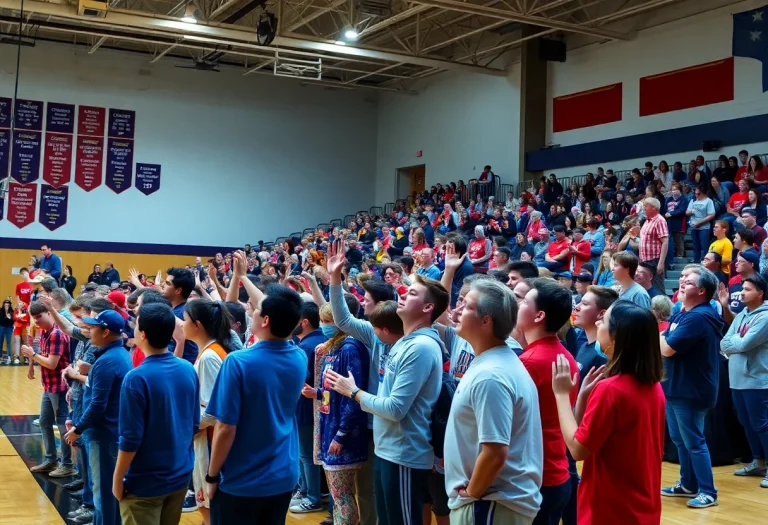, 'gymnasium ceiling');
0,0,748,93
